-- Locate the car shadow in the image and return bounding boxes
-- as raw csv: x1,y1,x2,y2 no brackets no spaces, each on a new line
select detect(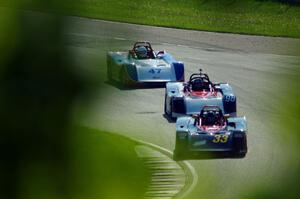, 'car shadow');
162,113,176,123
105,80,166,90
173,151,245,161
